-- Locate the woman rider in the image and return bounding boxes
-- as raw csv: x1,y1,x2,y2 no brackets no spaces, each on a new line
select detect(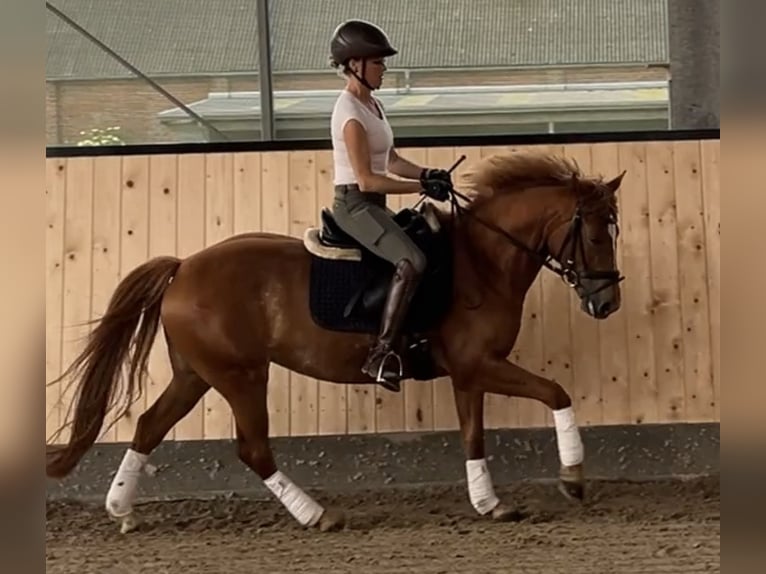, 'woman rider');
328,19,453,393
